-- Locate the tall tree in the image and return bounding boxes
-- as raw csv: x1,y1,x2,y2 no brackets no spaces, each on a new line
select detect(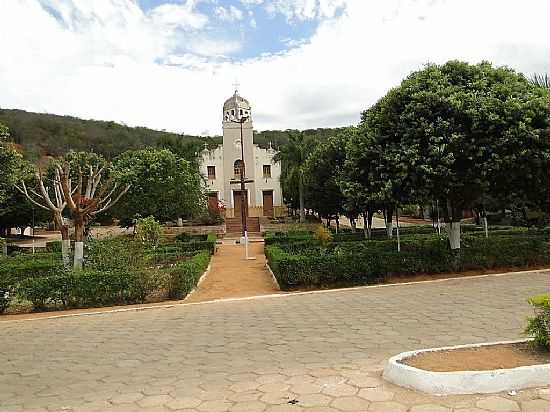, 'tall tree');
303,131,353,230
0,123,24,205
111,148,205,225
274,132,315,223
363,61,550,249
